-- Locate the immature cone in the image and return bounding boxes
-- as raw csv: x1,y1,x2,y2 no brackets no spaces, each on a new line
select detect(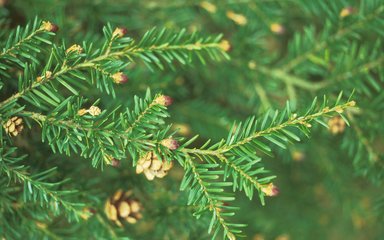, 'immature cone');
328,116,346,135
136,152,173,181
112,72,128,84
261,183,279,197
154,95,173,107
161,138,179,150
3,117,24,136
41,21,59,33
104,190,142,226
